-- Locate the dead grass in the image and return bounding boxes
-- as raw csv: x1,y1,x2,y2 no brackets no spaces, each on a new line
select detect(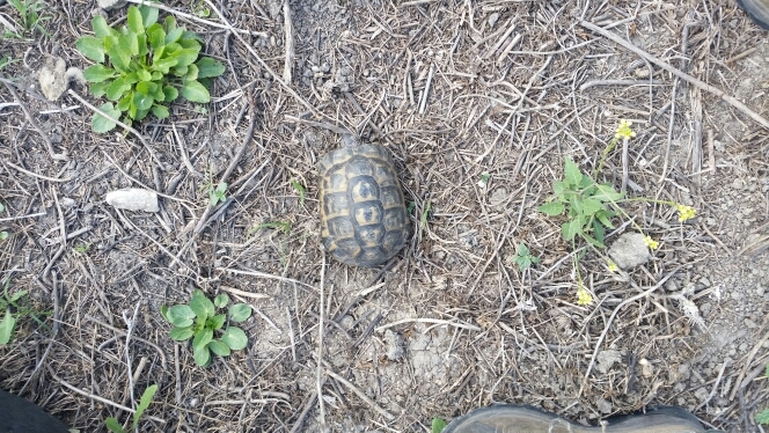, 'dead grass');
1,0,769,432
